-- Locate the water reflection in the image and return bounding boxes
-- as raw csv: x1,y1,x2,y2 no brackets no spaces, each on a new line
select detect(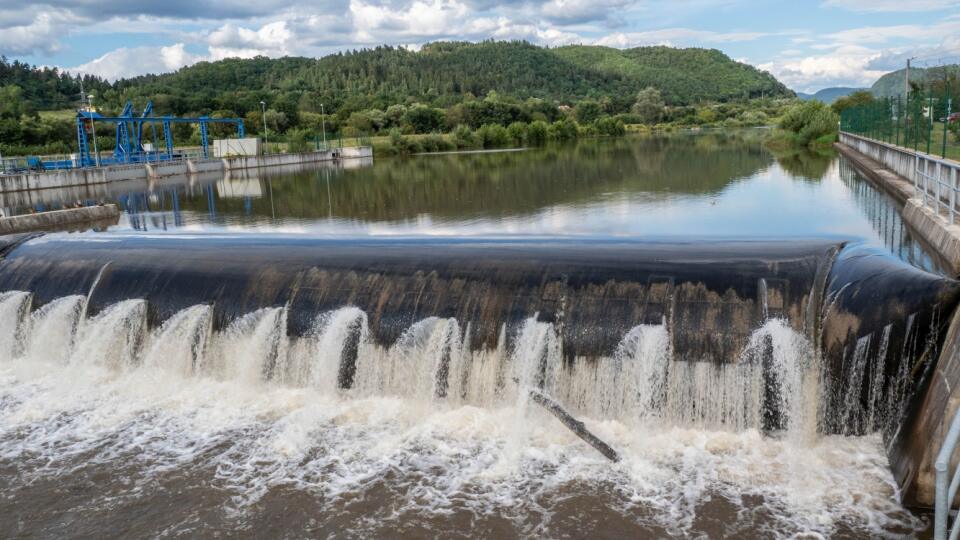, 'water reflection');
0,131,946,274
838,157,948,274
